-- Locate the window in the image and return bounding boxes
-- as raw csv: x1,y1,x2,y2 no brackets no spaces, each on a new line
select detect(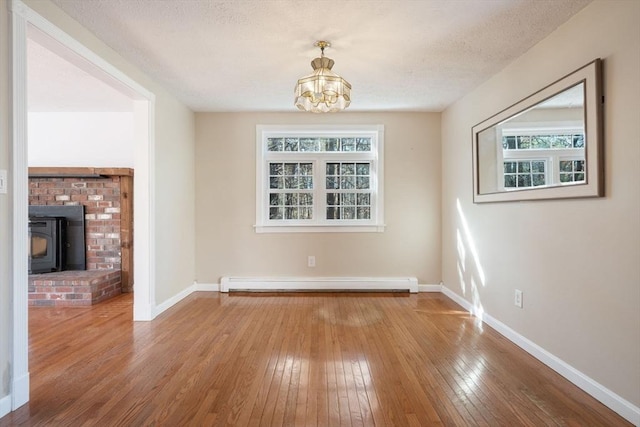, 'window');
499,128,585,191
503,160,547,189
256,125,384,233
559,159,585,183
